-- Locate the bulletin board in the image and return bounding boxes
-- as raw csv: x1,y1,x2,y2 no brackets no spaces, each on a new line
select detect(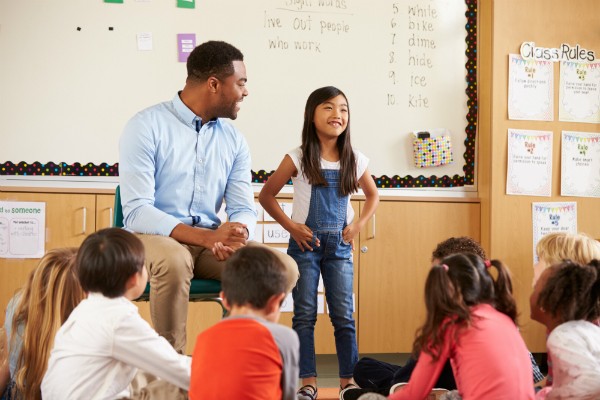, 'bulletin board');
0,0,477,188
